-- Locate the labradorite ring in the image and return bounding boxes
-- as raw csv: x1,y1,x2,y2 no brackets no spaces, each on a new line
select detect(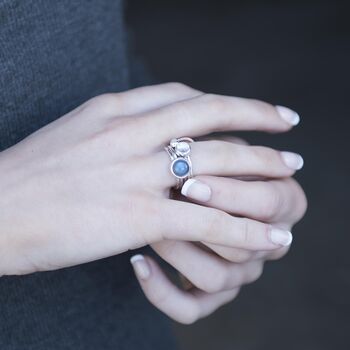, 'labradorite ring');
165,137,194,189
